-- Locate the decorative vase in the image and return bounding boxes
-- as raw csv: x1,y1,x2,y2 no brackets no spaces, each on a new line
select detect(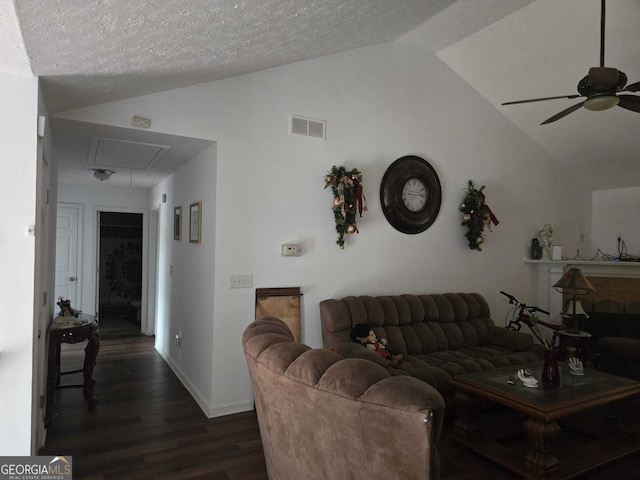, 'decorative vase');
541,348,560,390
